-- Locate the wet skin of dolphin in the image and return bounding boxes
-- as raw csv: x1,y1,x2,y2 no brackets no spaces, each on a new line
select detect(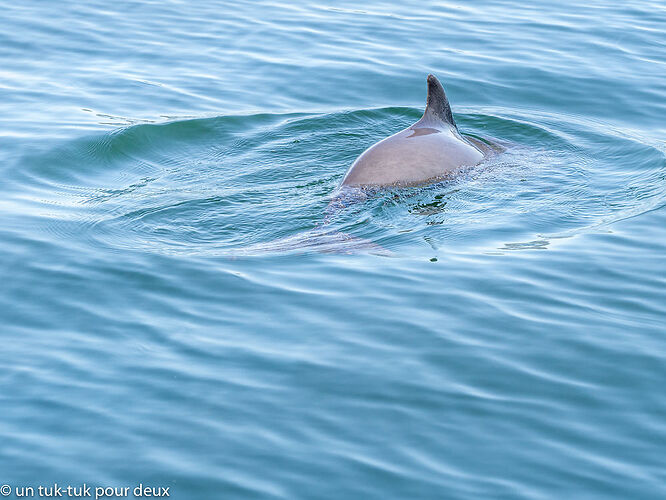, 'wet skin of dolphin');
341,74,490,188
